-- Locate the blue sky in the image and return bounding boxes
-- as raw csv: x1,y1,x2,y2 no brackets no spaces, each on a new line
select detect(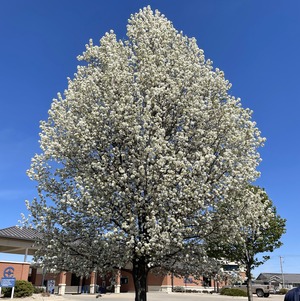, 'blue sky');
0,0,299,277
